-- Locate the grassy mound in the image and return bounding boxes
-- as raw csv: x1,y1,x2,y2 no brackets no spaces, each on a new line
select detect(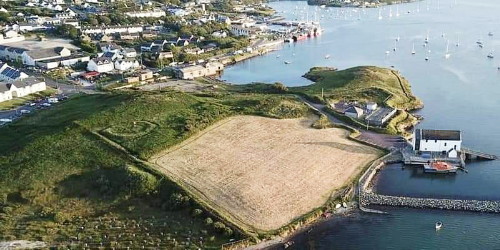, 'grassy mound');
0,91,309,246
297,66,423,110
